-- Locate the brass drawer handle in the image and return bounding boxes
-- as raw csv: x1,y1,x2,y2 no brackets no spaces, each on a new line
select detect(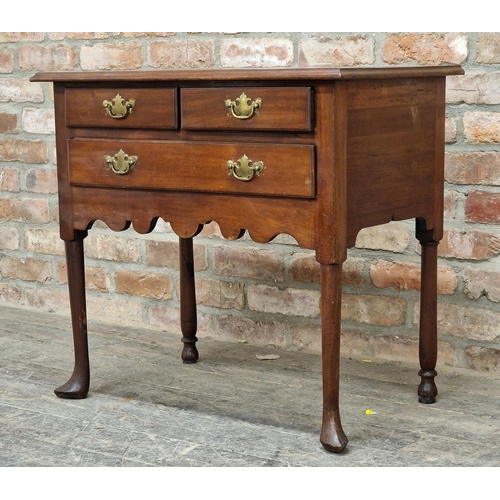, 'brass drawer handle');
227,154,264,181
103,93,135,119
105,149,137,175
225,92,262,120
